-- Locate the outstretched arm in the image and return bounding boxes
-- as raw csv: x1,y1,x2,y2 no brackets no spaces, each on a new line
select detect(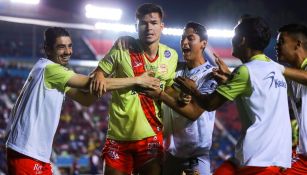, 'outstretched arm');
284,67,307,86
90,67,160,97
174,77,228,111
